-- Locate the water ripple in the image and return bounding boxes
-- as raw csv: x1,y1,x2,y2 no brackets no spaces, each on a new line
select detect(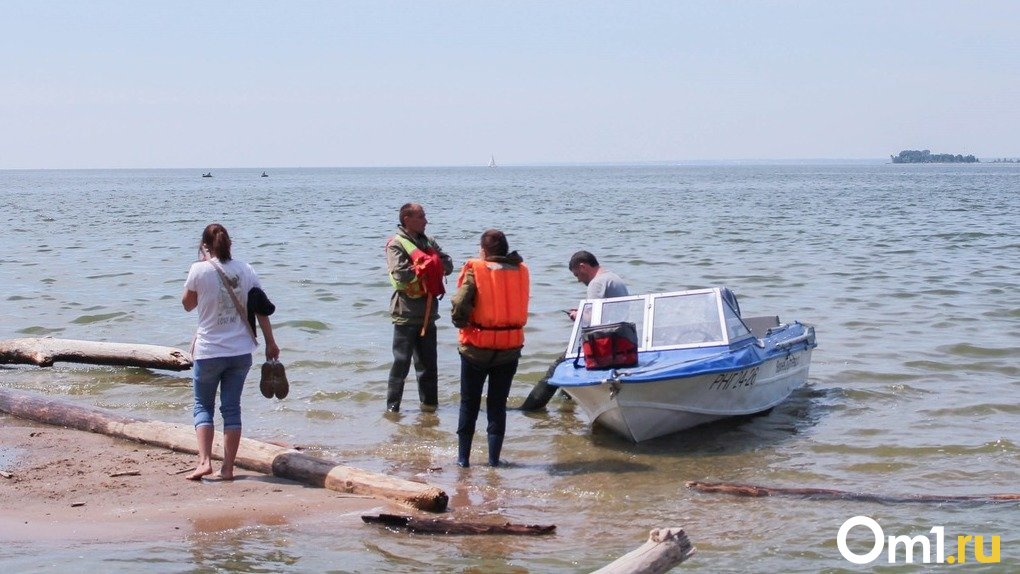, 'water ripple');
921,404,1020,417
905,359,1018,376
71,311,129,324
810,442,1017,456
937,343,1018,358
275,319,331,332
17,326,65,335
